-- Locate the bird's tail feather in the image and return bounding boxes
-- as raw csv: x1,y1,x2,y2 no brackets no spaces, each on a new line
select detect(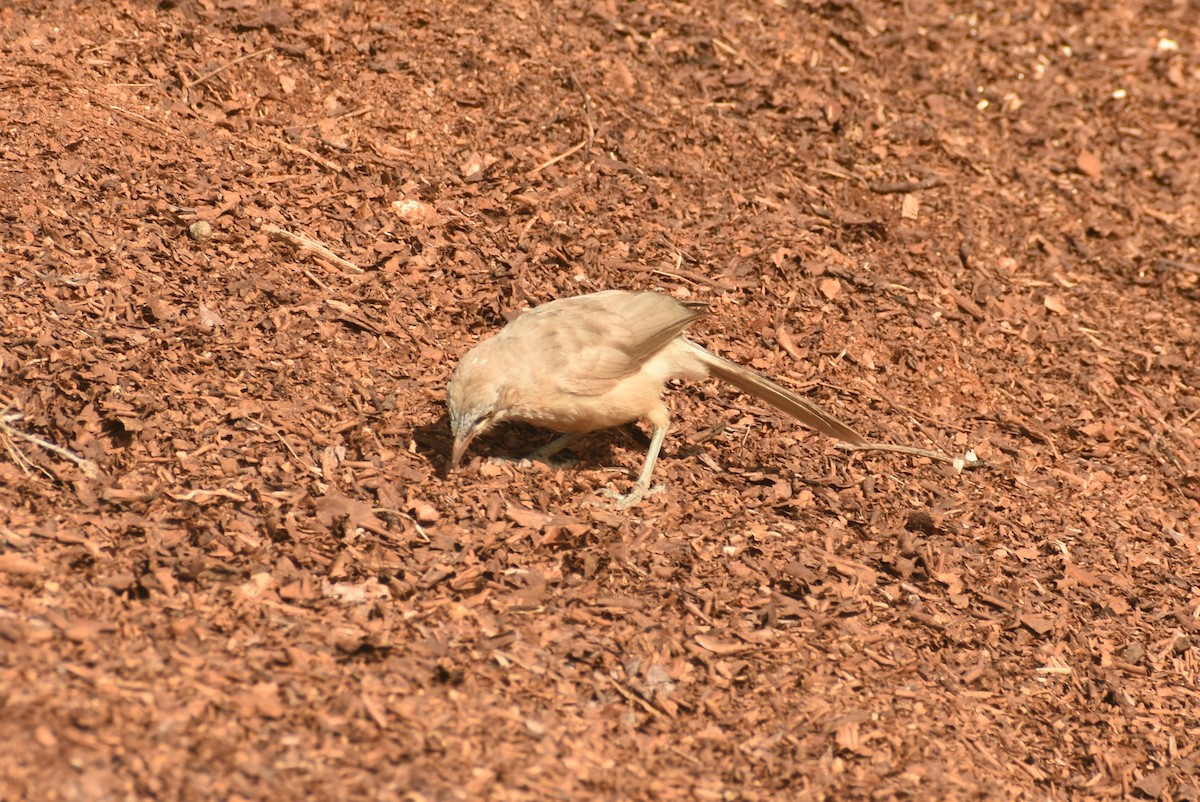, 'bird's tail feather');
692,344,868,446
